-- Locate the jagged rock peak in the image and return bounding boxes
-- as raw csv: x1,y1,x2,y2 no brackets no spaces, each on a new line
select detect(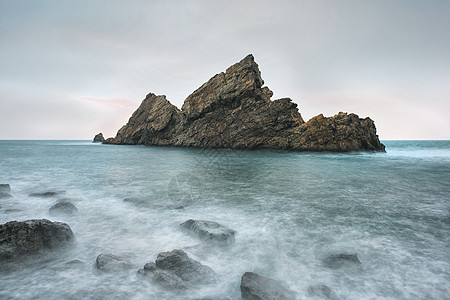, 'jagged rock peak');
181,54,272,120
93,133,105,143
104,55,385,152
